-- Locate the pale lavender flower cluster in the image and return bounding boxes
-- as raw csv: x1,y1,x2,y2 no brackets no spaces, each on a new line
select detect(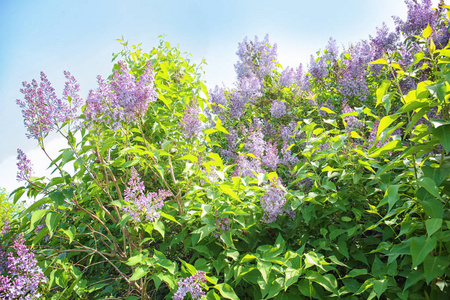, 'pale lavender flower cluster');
209,86,227,120
270,101,287,119
16,148,33,182
84,61,157,128
220,129,238,161
295,64,311,92
262,140,279,171
279,67,296,87
122,167,172,223
214,213,230,238
393,0,438,37
323,38,339,62
235,34,278,81
308,55,327,81
281,141,299,166
180,99,202,139
260,179,286,223
0,233,47,299
341,100,362,131
229,74,262,119
17,71,82,139
319,101,336,117
173,271,207,300
370,23,399,59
